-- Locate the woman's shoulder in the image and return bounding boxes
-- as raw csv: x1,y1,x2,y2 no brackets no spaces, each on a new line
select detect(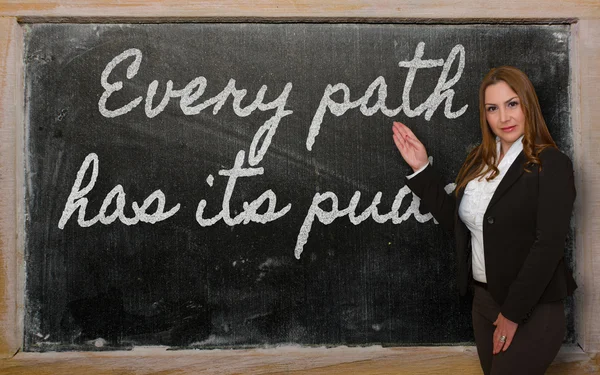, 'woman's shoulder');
537,146,573,171
538,146,571,162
